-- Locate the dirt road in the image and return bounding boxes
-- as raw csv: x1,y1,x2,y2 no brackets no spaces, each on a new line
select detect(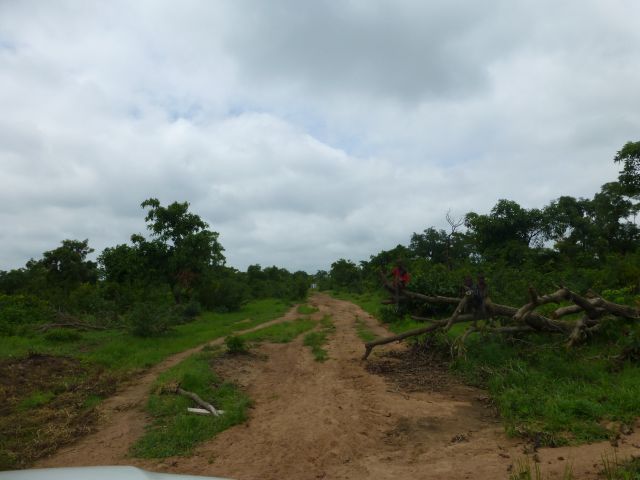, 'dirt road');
37,293,640,479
